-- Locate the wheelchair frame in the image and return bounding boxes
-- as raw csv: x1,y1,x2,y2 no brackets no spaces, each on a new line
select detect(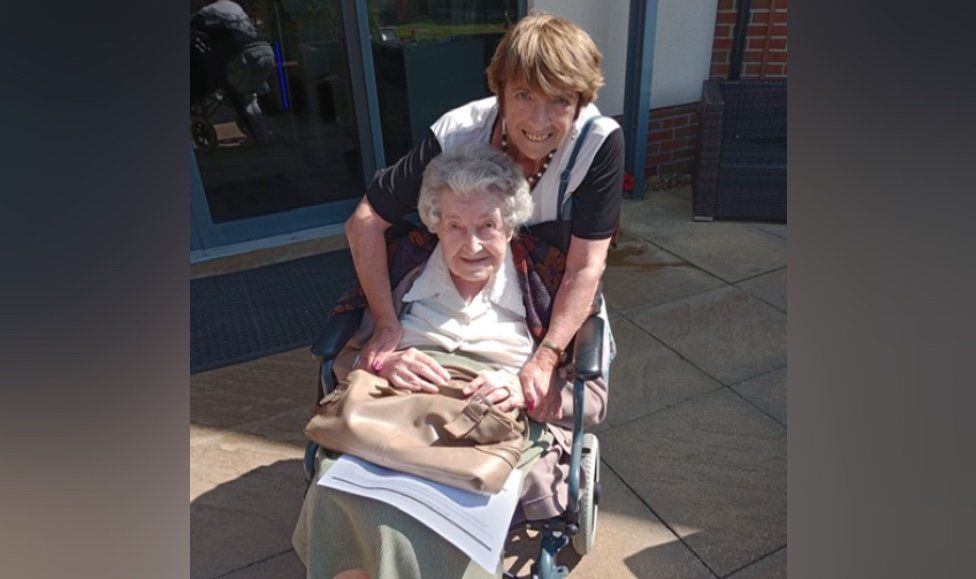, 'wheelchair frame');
304,305,606,579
